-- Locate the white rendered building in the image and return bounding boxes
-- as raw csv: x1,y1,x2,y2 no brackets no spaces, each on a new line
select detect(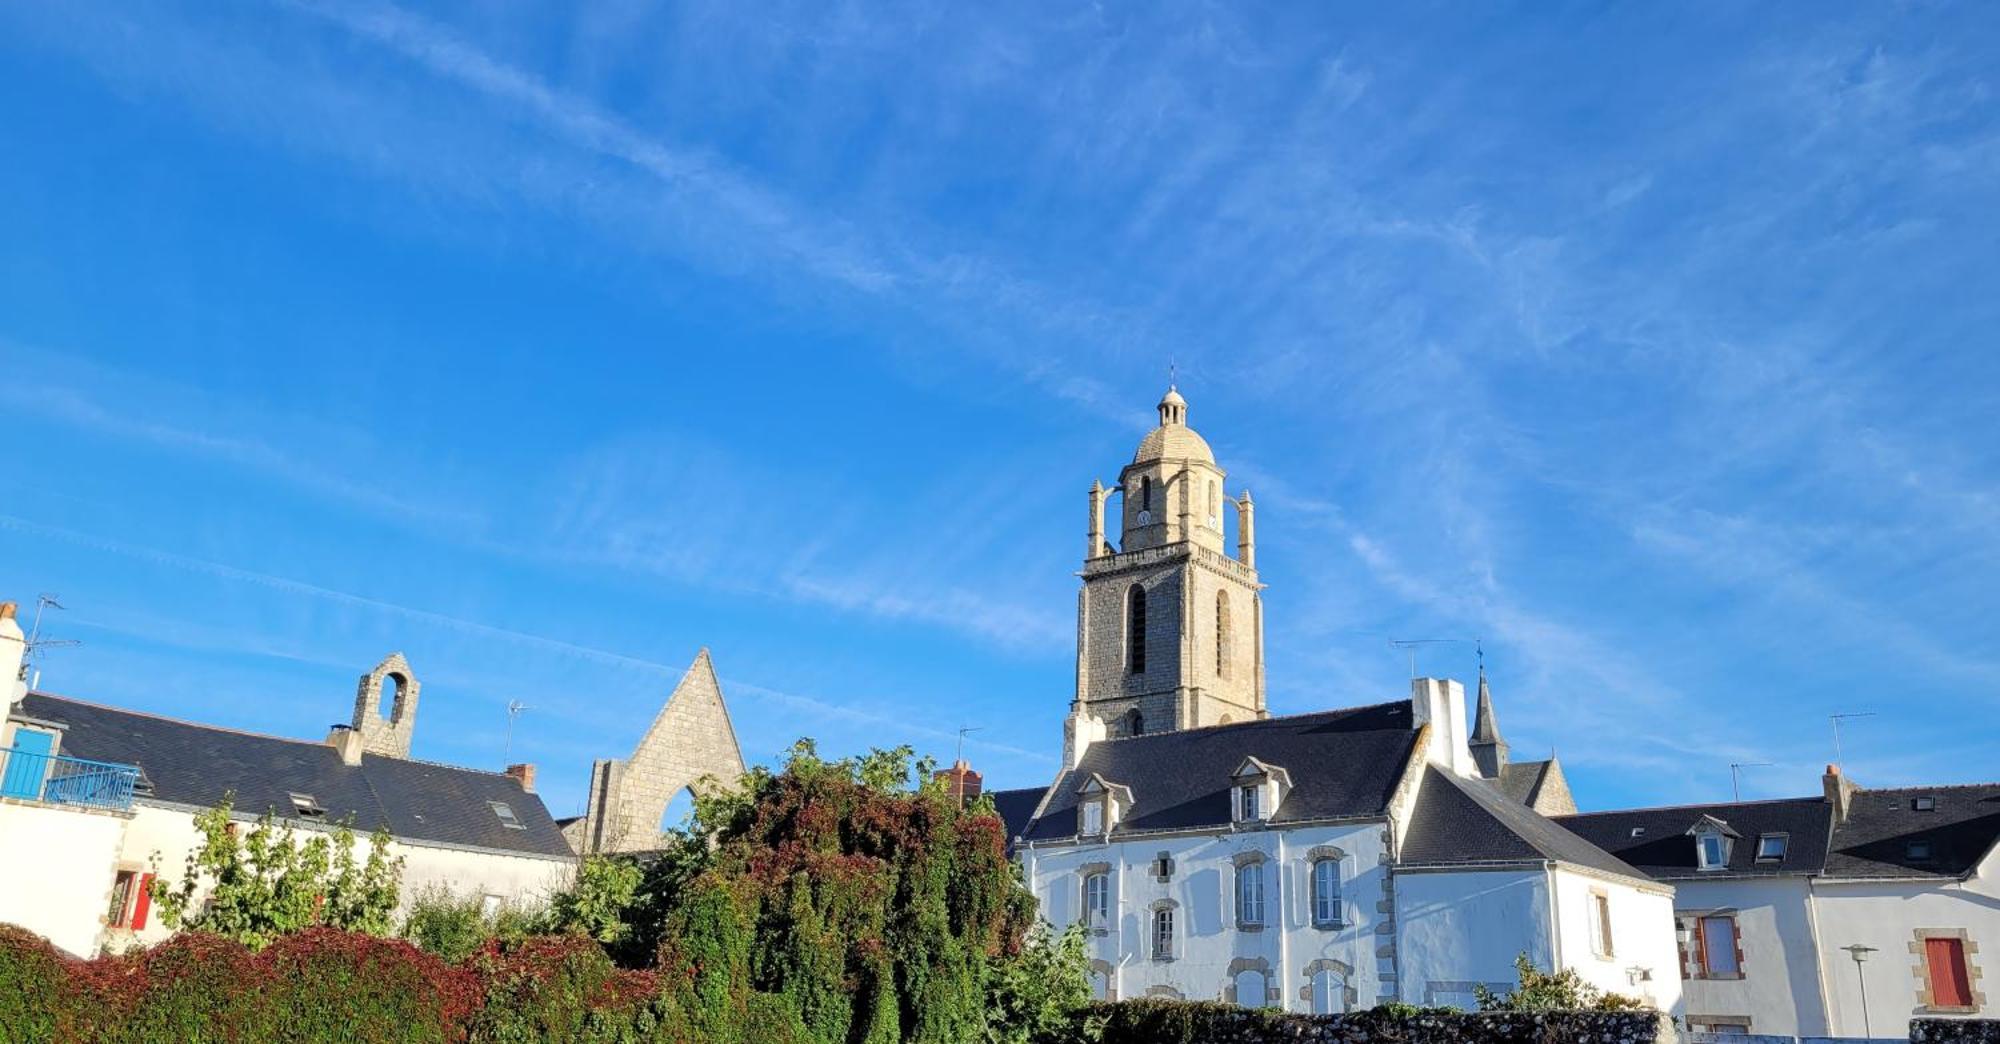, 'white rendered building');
995,389,1682,1013
0,620,575,956
1559,771,1998,1038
